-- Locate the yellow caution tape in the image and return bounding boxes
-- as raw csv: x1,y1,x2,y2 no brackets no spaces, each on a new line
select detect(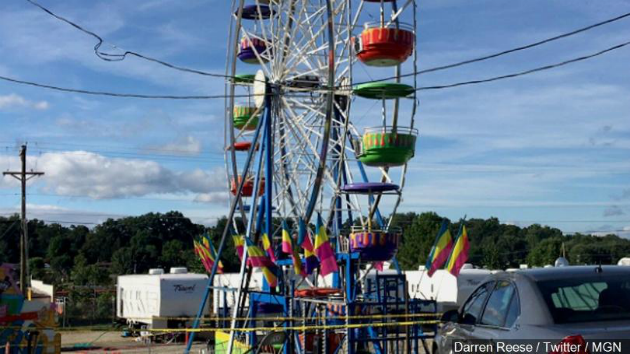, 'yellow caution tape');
146,319,441,333
121,312,441,322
